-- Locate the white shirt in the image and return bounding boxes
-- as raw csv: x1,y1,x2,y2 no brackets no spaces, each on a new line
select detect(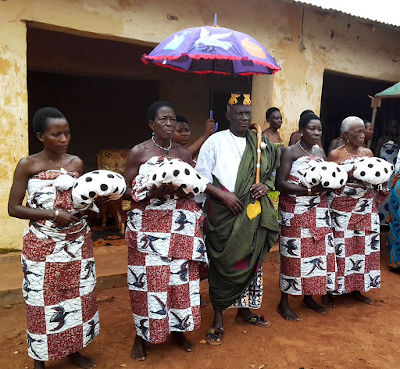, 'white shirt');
195,129,246,192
